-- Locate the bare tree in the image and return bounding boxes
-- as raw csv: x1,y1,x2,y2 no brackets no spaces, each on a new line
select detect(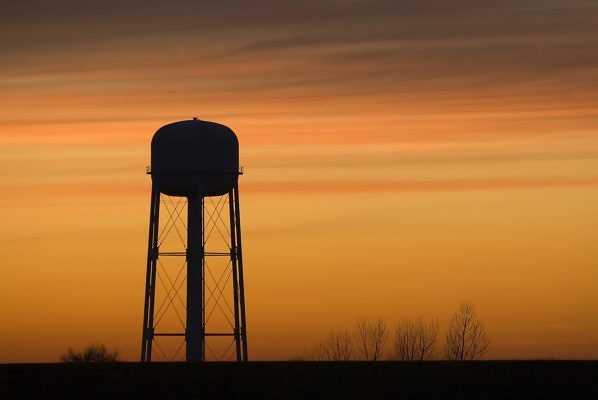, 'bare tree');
355,316,389,361
394,317,438,360
310,330,354,361
445,302,490,360
60,343,119,363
